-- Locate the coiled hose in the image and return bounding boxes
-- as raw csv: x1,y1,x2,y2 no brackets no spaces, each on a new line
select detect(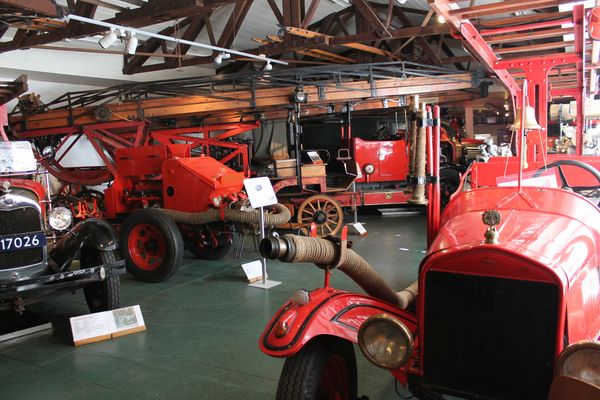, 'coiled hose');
261,234,417,309
158,203,291,227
